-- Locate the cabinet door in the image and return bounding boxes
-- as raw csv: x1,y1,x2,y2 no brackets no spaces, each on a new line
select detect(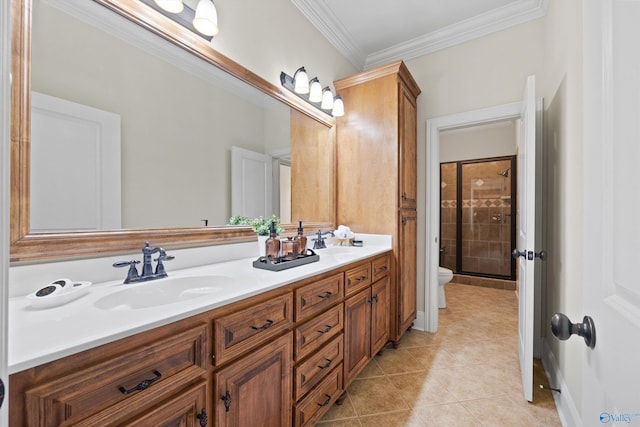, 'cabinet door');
370,276,390,356
398,83,417,209
397,209,417,337
122,380,208,427
215,333,292,427
343,288,371,385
